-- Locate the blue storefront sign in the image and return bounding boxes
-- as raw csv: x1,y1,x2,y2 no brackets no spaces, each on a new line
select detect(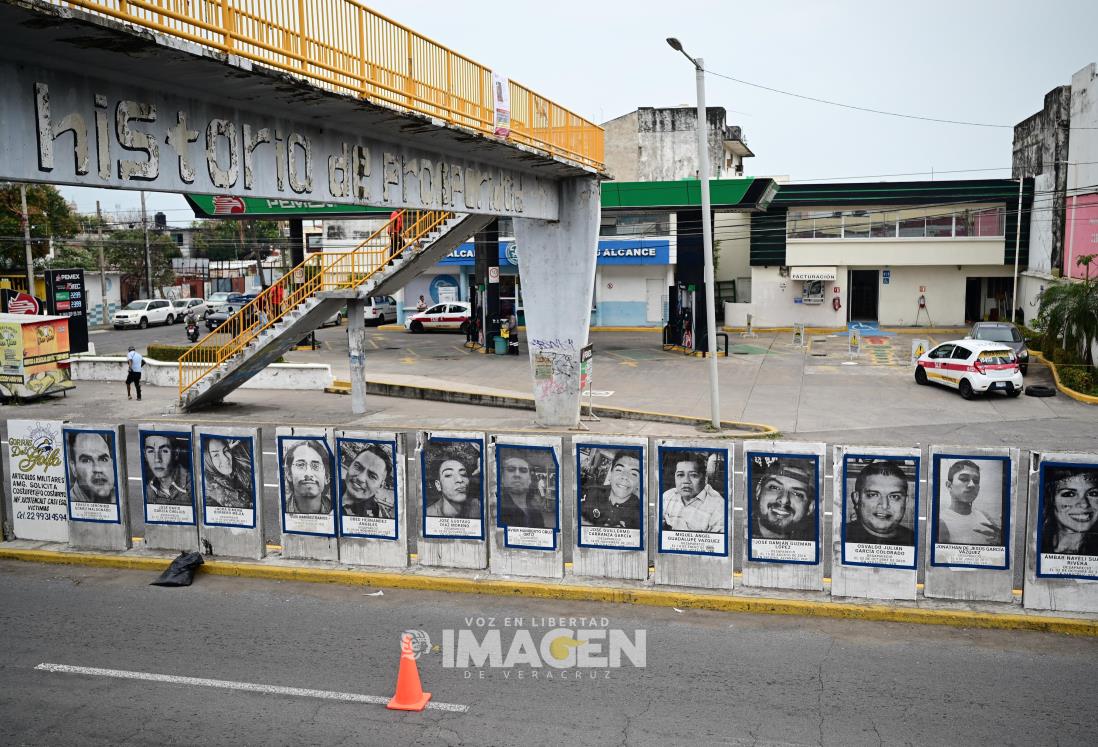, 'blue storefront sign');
438,239,670,267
